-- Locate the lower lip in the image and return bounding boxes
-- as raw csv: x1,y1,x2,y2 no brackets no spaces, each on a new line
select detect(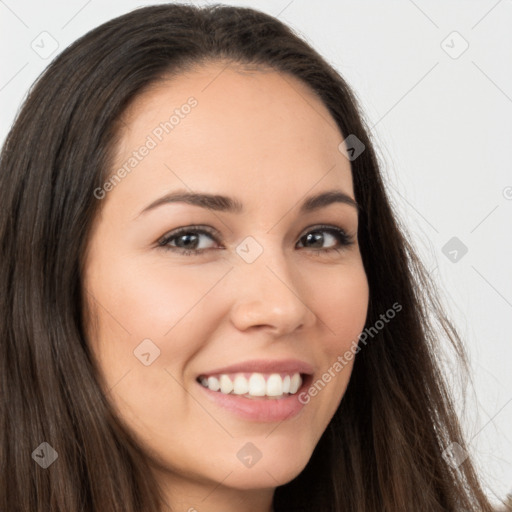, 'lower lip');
196,375,312,423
